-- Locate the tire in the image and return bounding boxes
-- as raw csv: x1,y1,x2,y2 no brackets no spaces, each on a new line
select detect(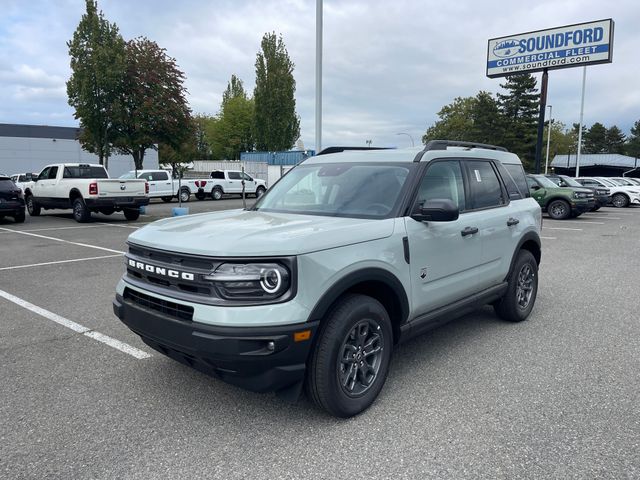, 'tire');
211,187,223,201
72,198,91,223
179,188,190,203
161,196,173,203
13,211,25,223
611,193,629,208
26,196,41,216
306,294,393,418
547,199,570,220
256,186,266,198
123,208,140,221
195,191,206,201
493,250,538,323
99,207,115,216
